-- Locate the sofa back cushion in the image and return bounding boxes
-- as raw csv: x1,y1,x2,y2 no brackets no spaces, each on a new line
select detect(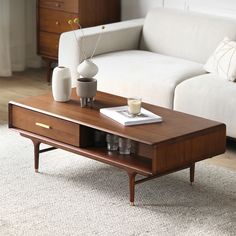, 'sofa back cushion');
140,8,236,63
